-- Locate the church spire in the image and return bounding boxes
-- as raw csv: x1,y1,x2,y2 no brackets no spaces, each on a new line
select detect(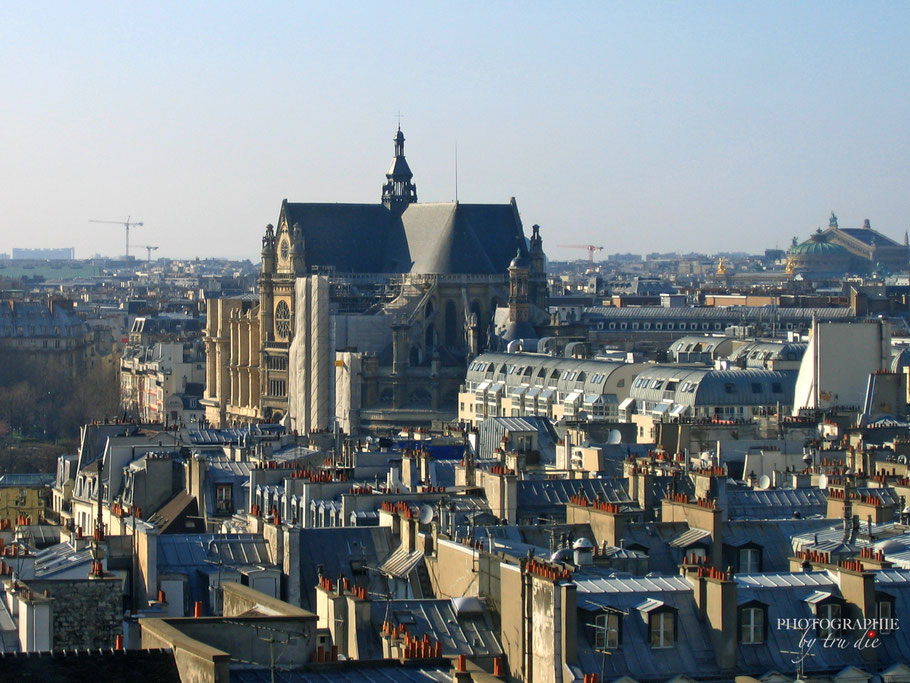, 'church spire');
382,126,418,208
